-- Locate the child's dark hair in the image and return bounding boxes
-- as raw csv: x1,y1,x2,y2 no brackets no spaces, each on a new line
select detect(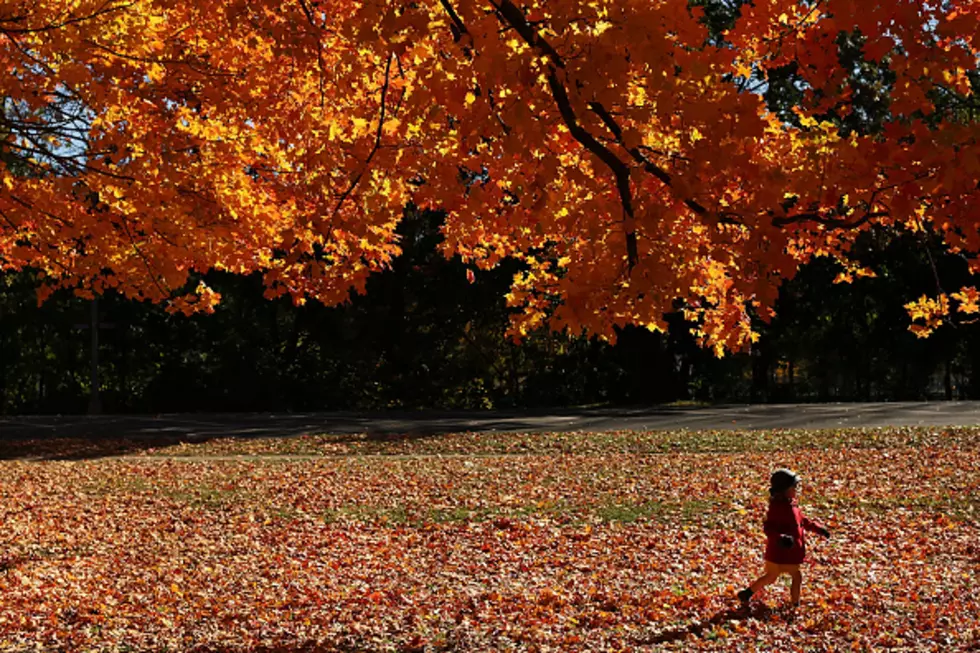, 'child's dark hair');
769,468,800,496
